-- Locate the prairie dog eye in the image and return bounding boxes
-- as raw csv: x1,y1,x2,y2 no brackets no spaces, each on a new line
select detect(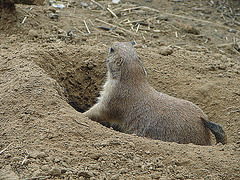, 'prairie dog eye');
110,47,115,53
116,57,123,66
